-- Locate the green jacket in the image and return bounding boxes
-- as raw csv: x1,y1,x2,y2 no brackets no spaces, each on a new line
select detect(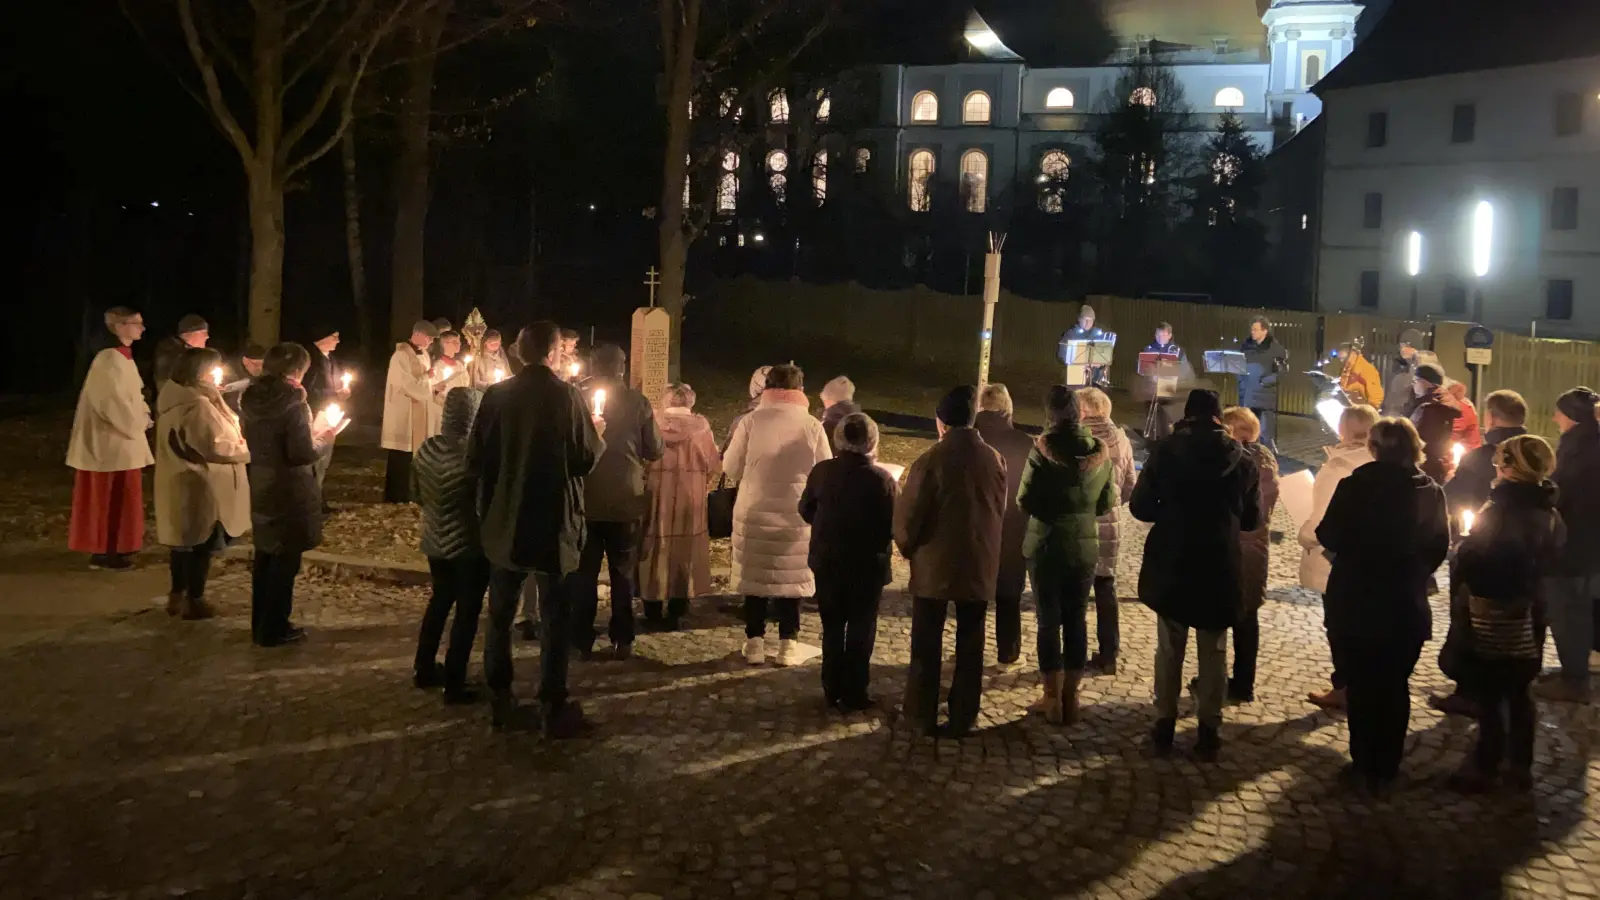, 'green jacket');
1018,424,1116,573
